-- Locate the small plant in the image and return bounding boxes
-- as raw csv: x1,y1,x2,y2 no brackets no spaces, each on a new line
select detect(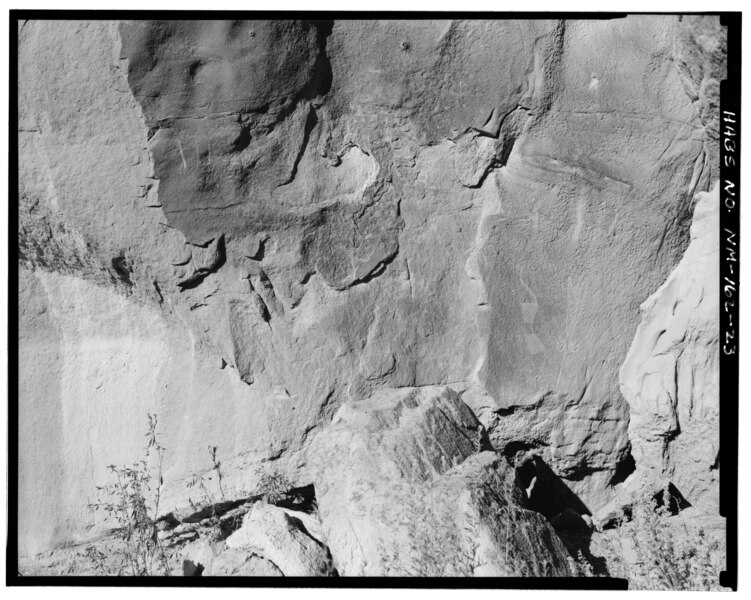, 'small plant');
599,486,724,590
187,444,228,513
87,414,171,576
184,445,235,541
255,467,293,504
208,445,226,501
81,544,110,574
